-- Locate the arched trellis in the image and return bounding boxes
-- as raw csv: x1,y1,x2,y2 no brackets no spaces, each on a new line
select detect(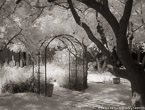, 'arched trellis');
37,34,88,96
